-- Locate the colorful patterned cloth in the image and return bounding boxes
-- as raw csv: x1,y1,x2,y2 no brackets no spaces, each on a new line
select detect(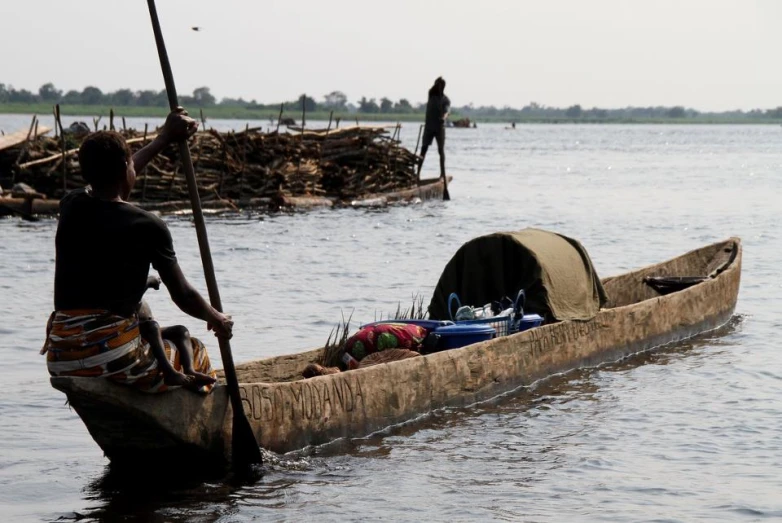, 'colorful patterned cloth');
42,309,216,393
345,323,428,361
